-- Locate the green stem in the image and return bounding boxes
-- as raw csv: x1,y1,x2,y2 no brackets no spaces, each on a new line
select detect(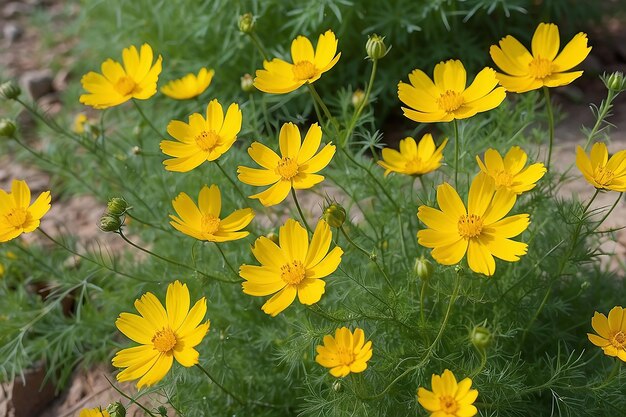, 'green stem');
132,99,162,138
429,271,461,349
195,363,245,405
342,59,378,147
591,360,621,391
247,32,269,61
594,192,623,229
214,243,238,277
291,188,312,233
543,86,555,172
215,160,248,203
470,349,488,378
104,376,158,417
584,89,616,151
453,119,460,188
307,83,340,133
397,211,409,266
419,279,427,326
